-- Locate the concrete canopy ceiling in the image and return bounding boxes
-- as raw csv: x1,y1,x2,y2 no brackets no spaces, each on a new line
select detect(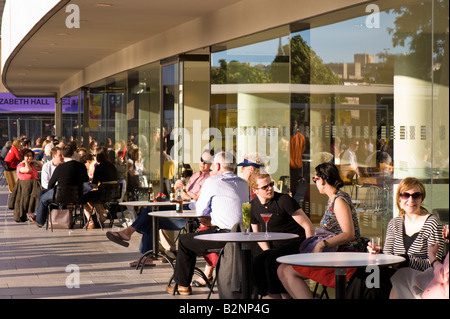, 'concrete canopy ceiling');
2,0,243,97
